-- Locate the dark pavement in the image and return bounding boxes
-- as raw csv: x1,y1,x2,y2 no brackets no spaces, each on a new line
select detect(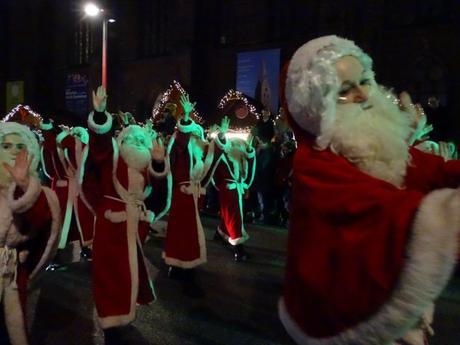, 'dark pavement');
25,217,460,345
